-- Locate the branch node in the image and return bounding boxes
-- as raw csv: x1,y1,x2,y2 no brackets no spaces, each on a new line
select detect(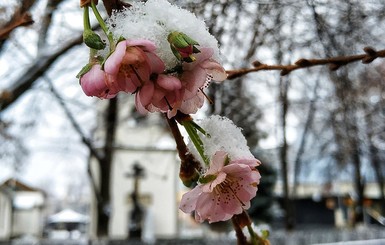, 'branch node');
362,56,376,64
226,71,243,80
280,69,290,76
20,13,34,26
252,60,263,67
363,46,377,56
329,63,340,71
0,90,13,102
295,58,311,67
